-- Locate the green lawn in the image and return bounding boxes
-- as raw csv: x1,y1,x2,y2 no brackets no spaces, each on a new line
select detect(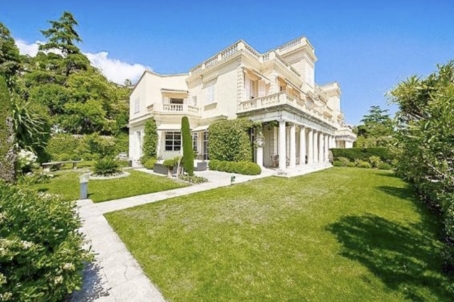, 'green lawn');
32,169,187,202
106,168,453,301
